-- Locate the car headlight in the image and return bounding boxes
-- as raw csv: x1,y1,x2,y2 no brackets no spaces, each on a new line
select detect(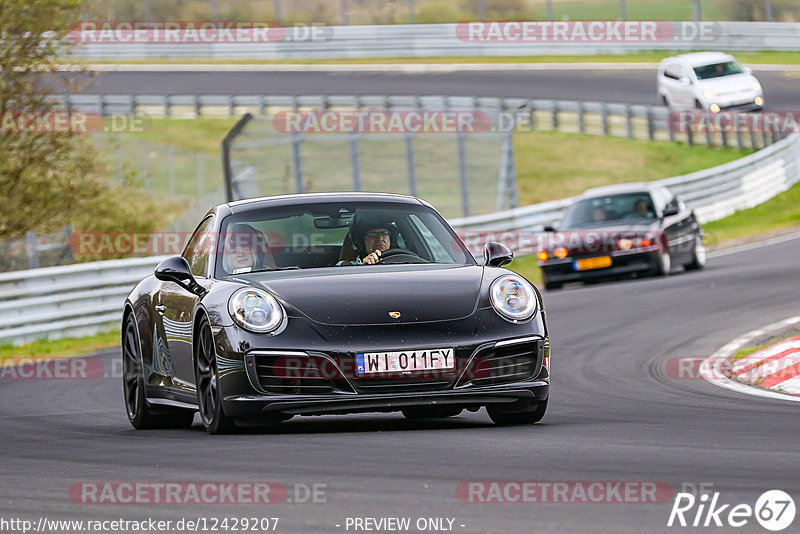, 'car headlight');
703,90,718,99
228,288,284,333
751,81,762,92
490,275,538,322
